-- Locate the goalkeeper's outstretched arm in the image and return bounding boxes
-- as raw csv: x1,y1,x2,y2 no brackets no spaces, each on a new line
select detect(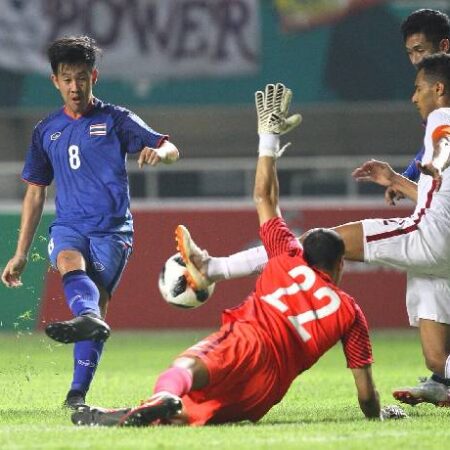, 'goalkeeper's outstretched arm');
254,155,280,226
253,83,301,225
